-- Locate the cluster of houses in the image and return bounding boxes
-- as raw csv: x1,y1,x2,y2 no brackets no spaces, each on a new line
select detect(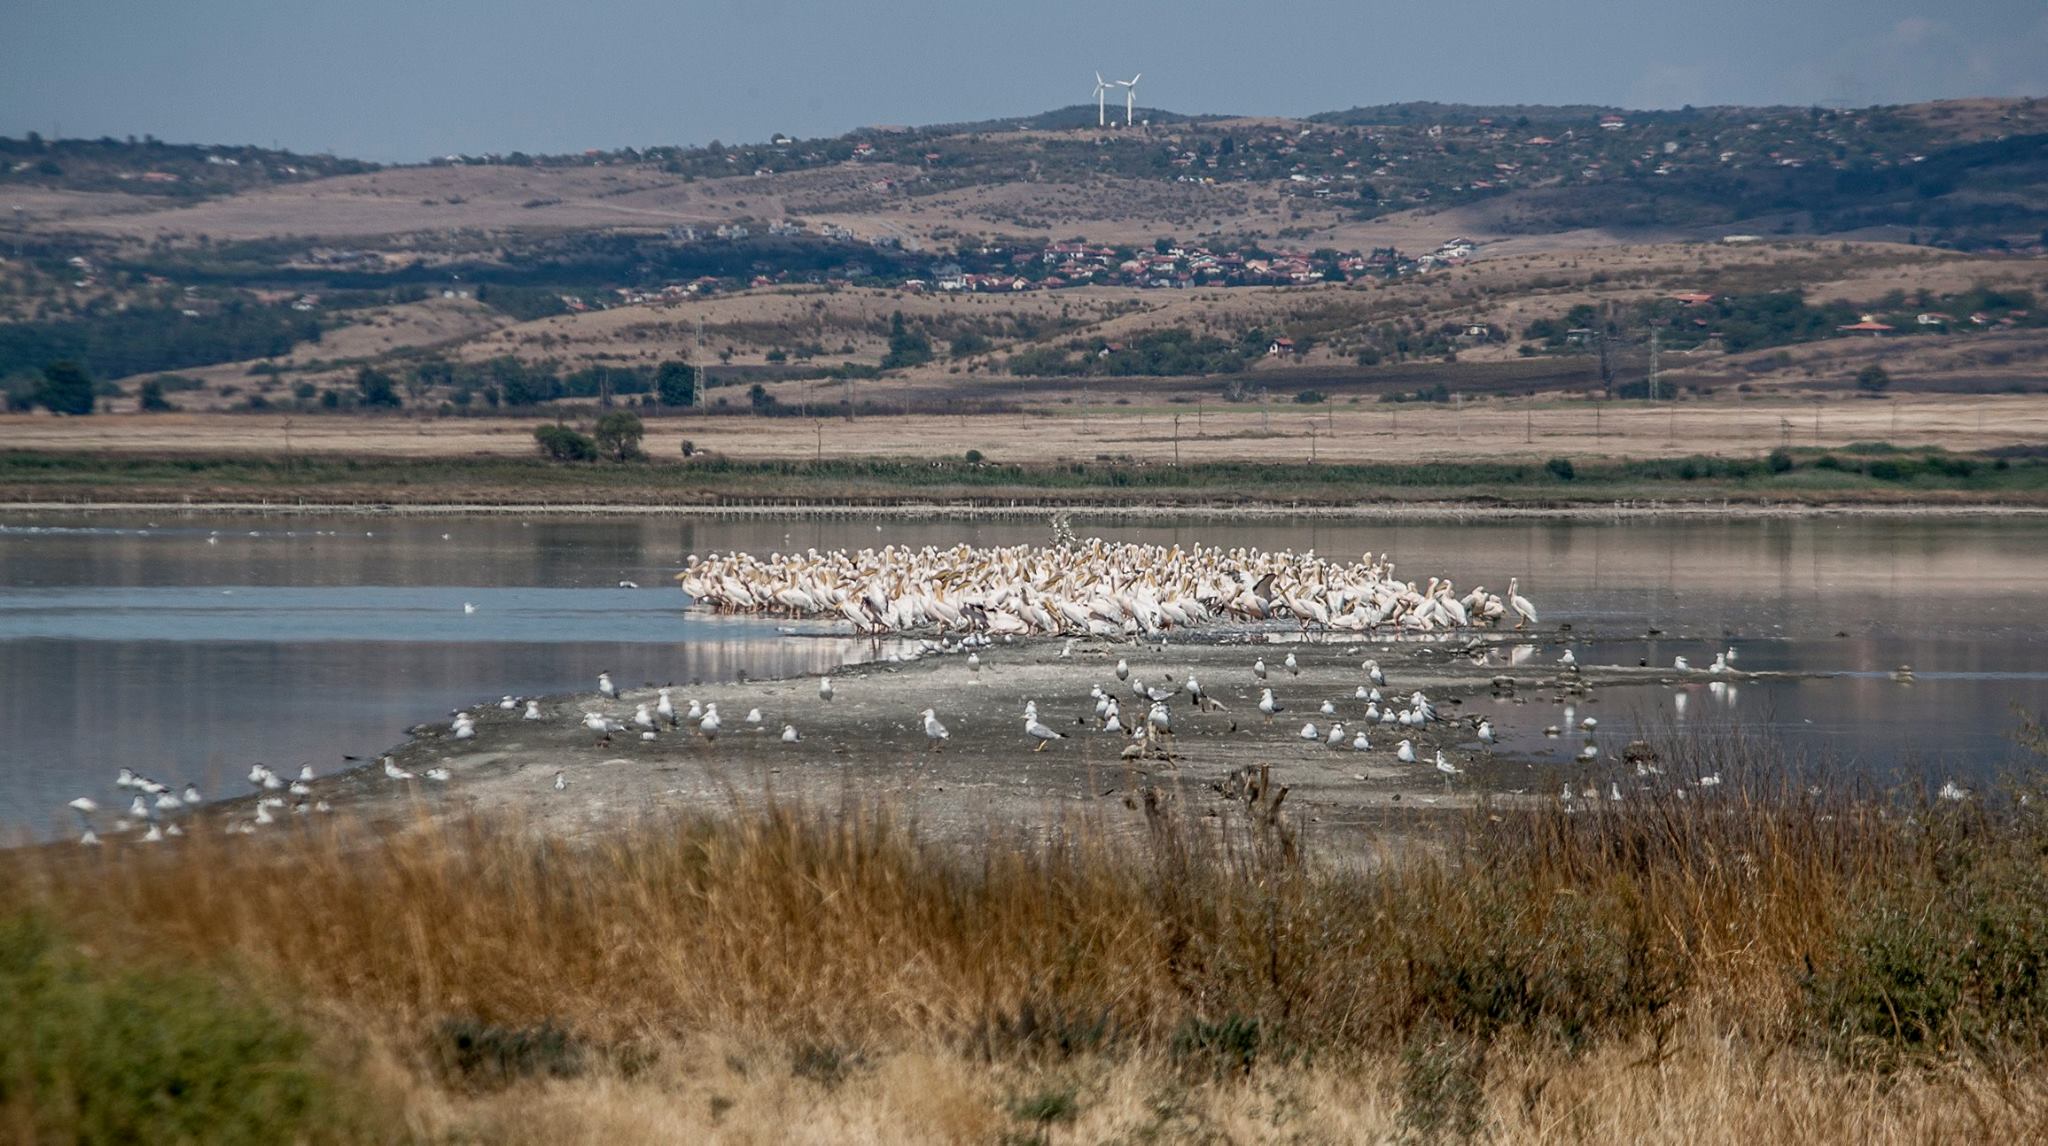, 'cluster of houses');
899,239,1461,294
